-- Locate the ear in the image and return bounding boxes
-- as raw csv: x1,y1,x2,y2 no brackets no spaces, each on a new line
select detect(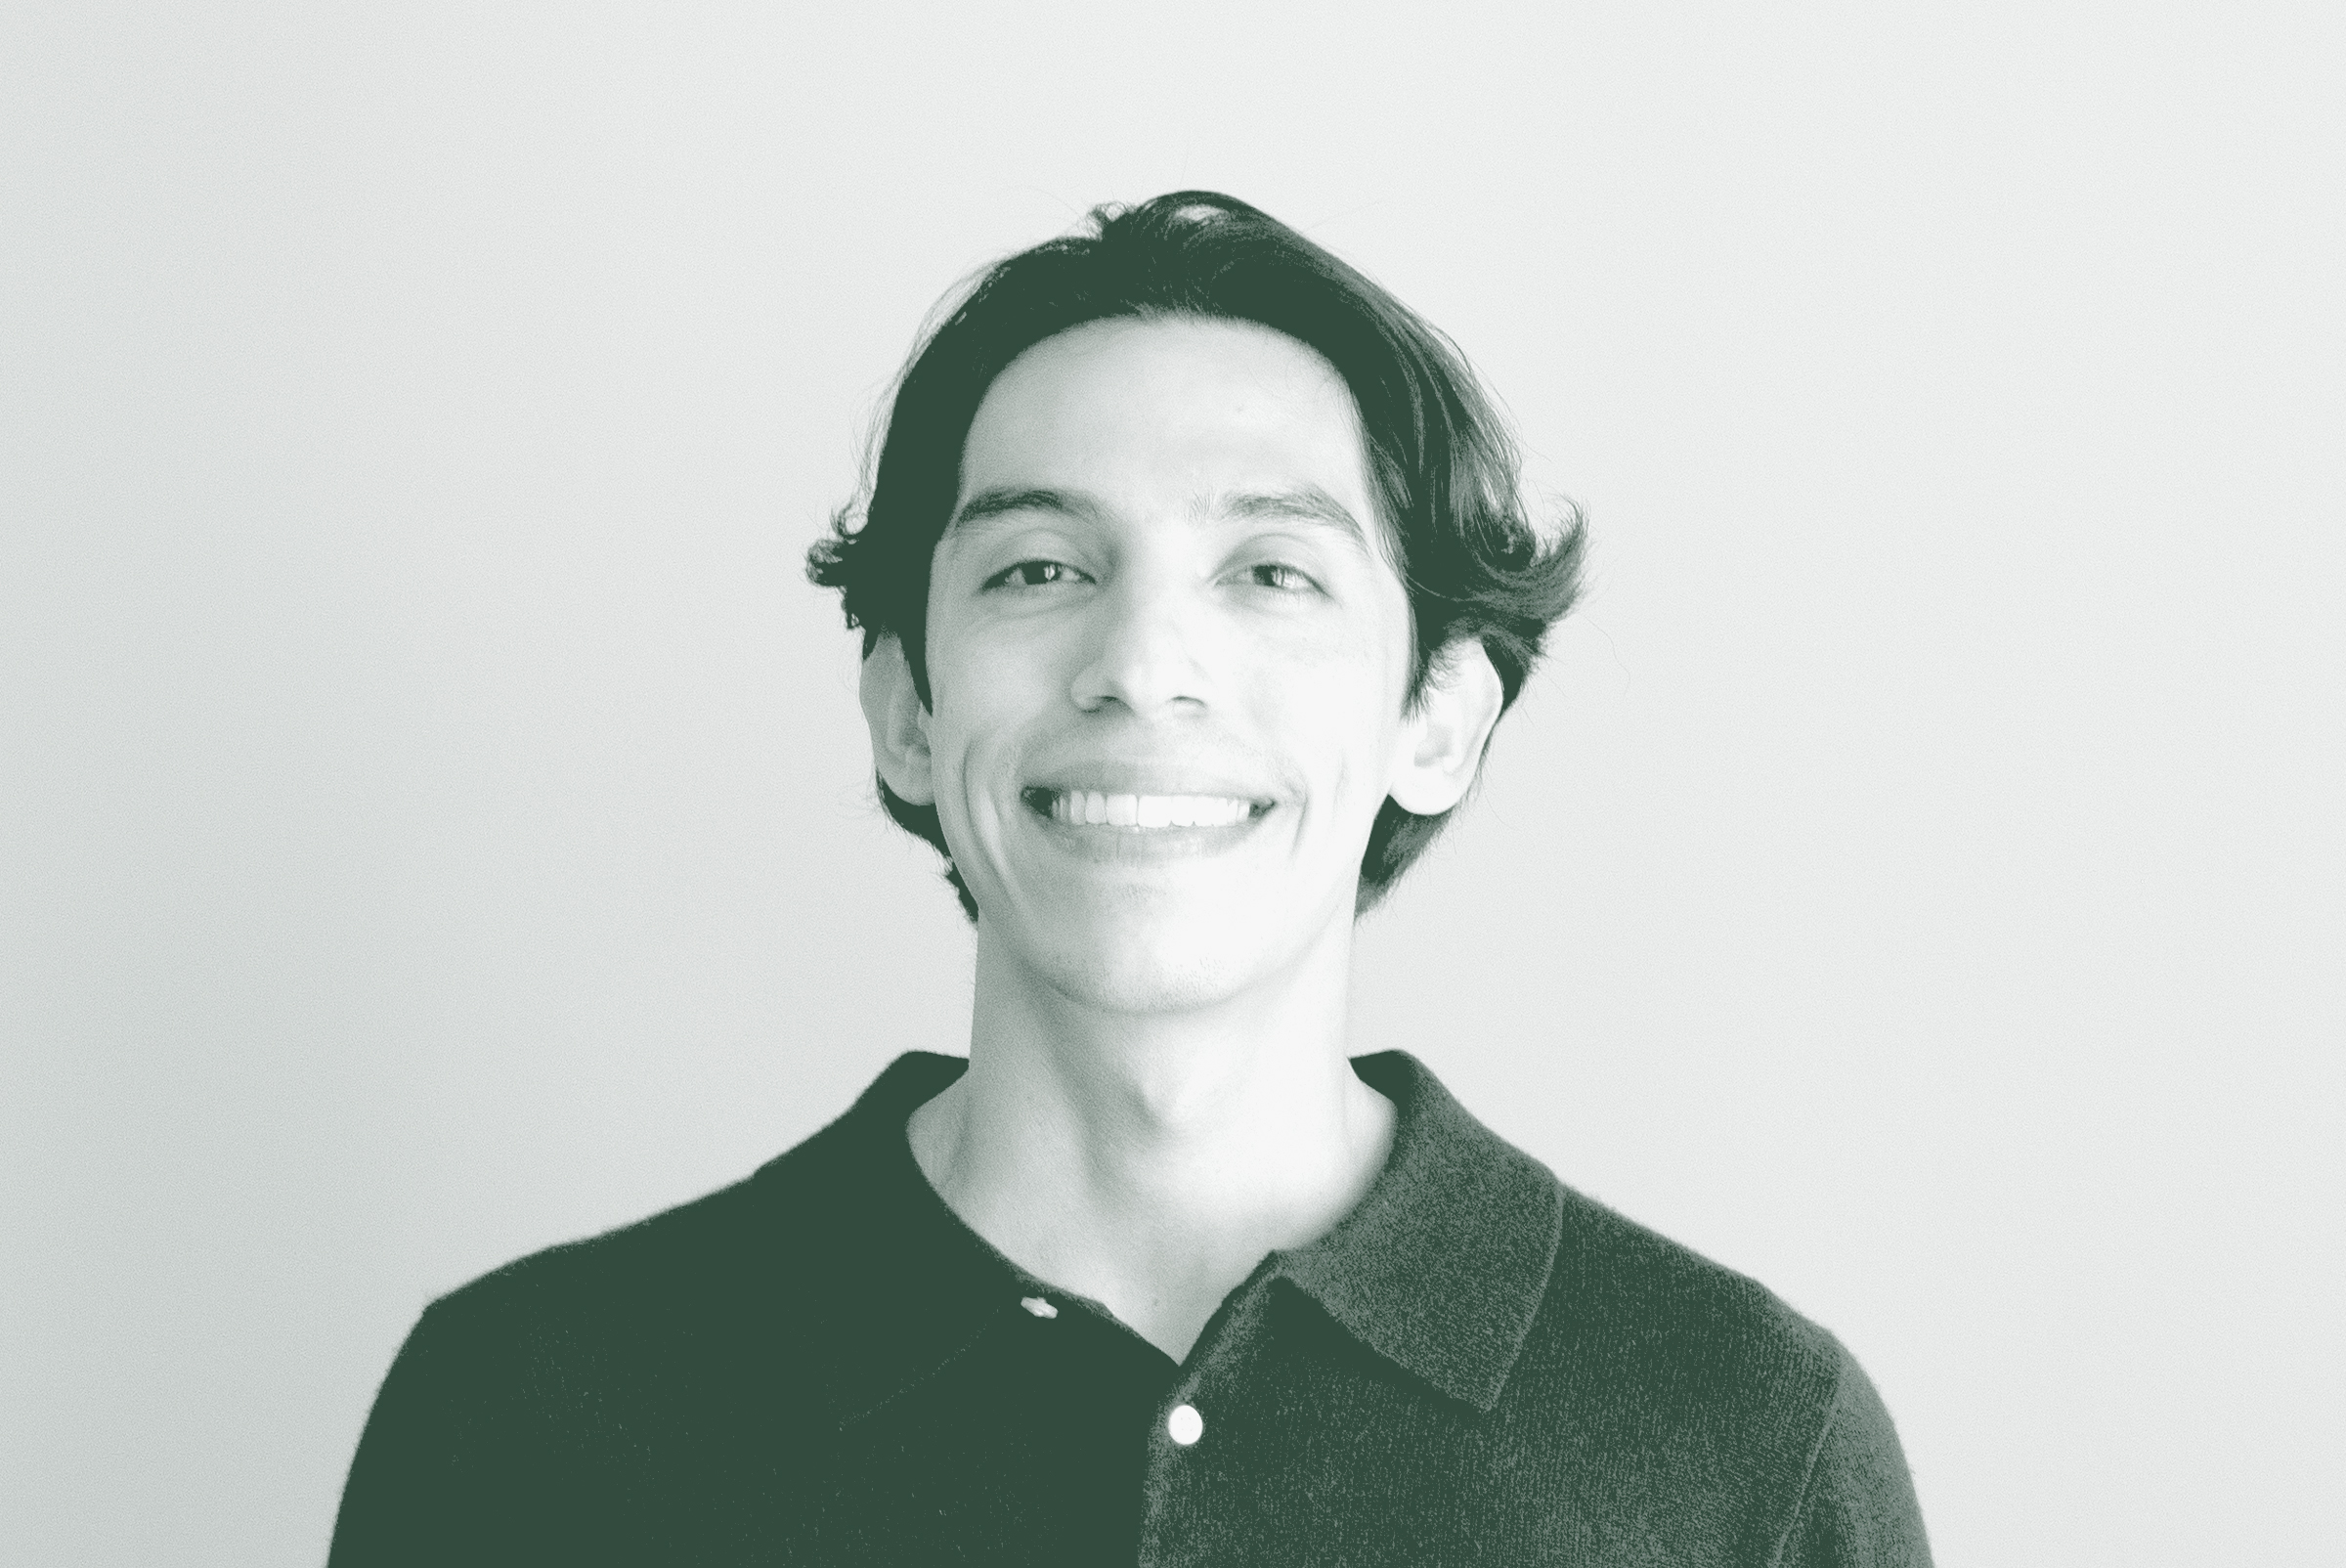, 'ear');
1387,638,1505,815
859,633,936,806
